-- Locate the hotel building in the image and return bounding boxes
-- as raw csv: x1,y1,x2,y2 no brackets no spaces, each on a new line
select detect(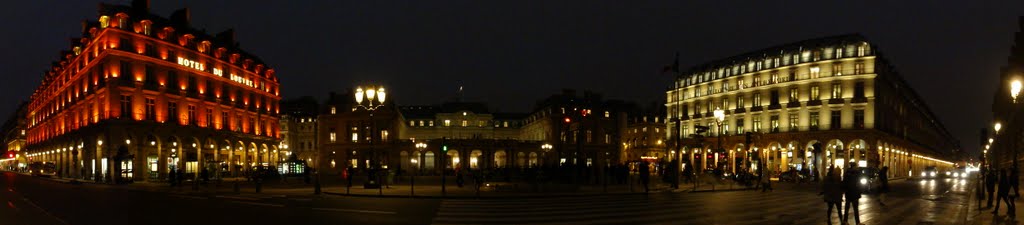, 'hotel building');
24,0,281,183
666,34,958,178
